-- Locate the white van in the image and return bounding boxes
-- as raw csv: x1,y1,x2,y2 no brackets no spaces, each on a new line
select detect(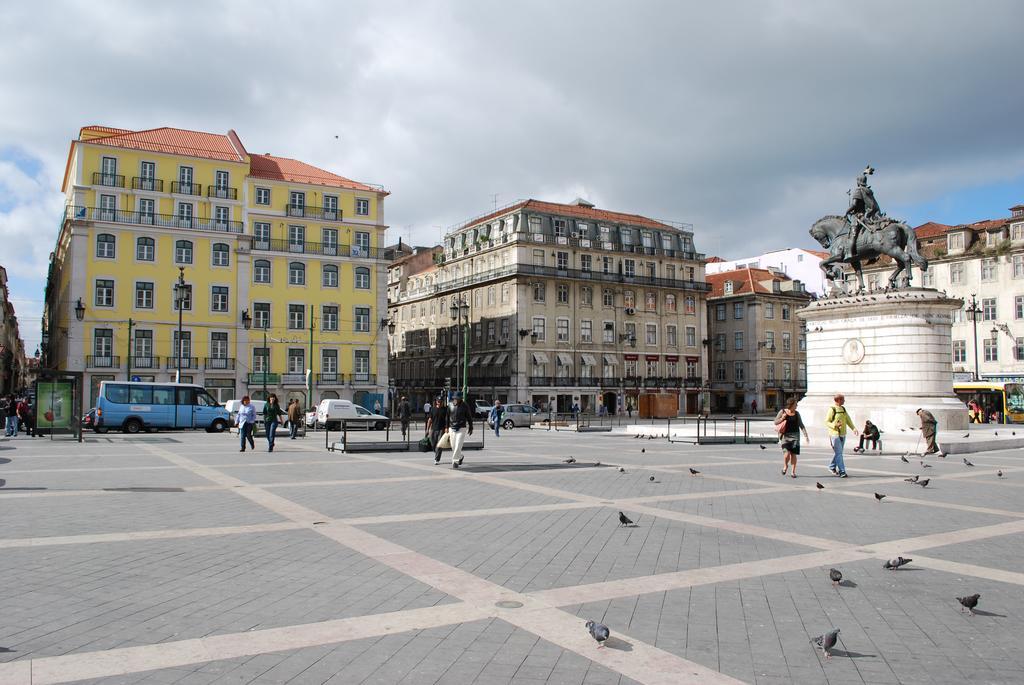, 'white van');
315,399,391,431
224,399,266,423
